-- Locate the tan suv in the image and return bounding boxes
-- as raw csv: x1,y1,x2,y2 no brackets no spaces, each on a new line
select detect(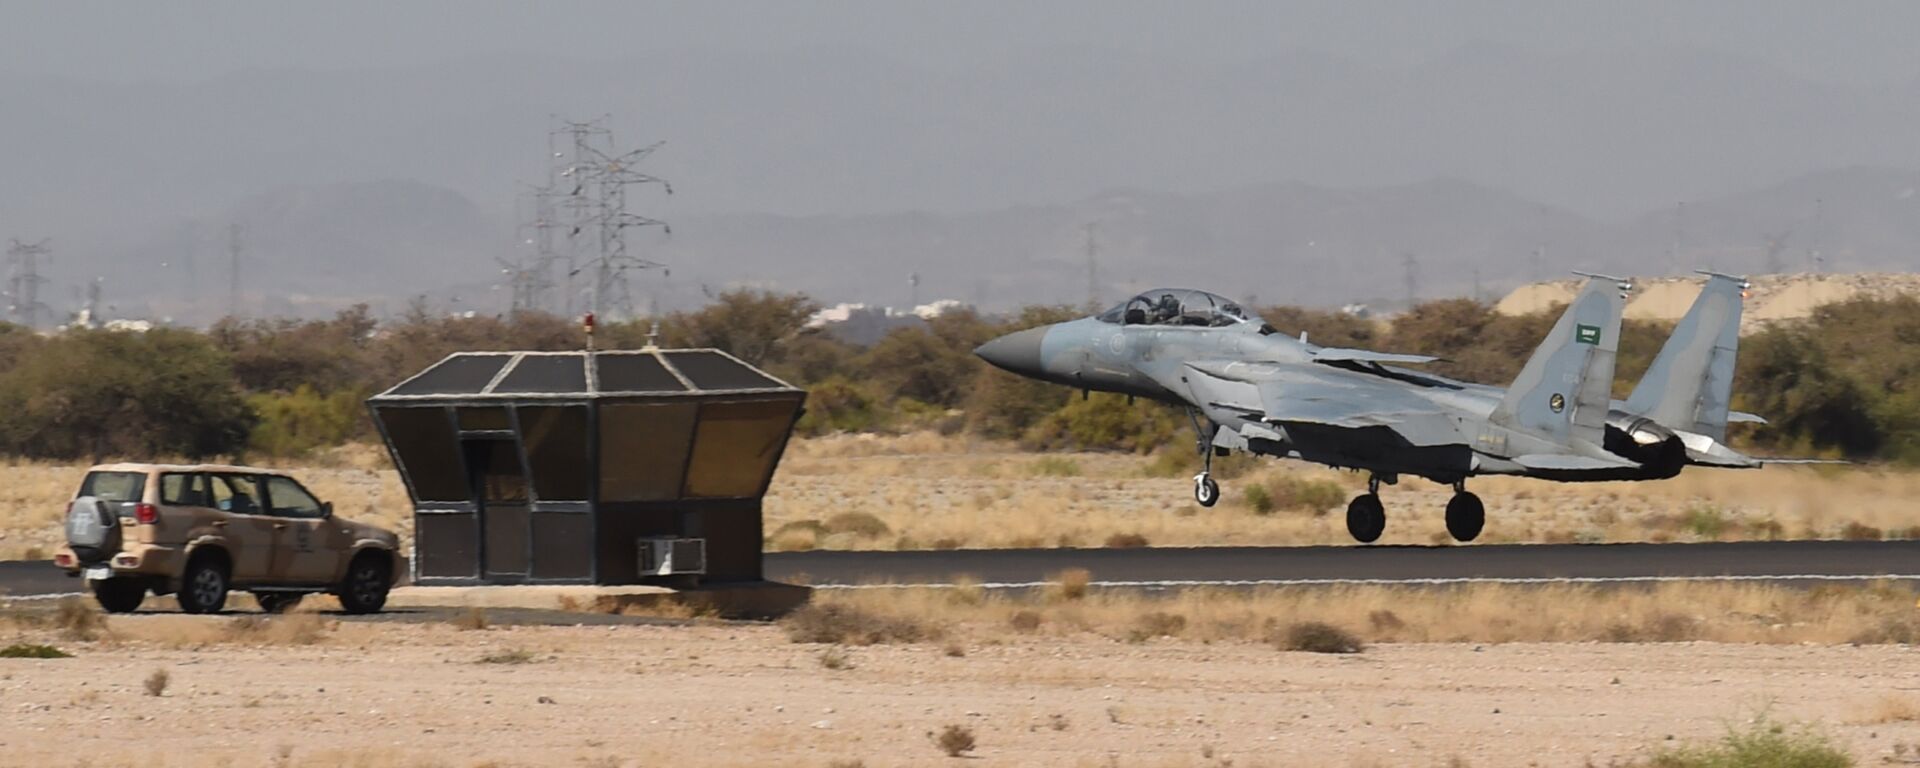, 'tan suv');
52,464,402,614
